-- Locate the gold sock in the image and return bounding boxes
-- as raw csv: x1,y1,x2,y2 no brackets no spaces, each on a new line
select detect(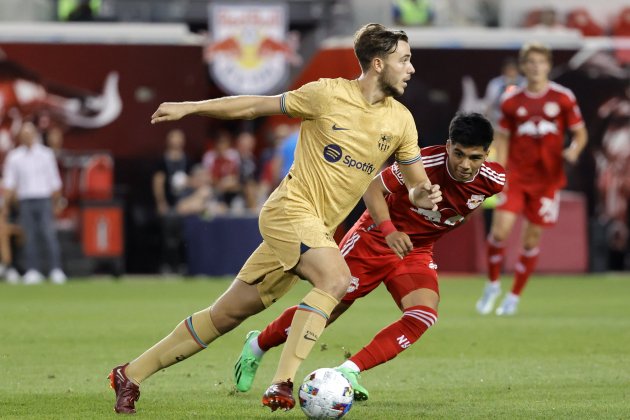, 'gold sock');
271,288,338,383
125,308,220,383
